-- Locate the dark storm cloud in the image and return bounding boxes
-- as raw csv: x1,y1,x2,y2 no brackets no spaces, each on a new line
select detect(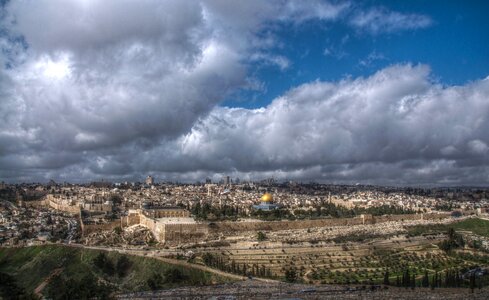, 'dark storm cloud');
0,1,487,185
